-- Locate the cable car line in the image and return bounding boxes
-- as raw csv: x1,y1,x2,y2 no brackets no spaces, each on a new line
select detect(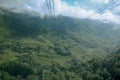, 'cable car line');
89,0,116,19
